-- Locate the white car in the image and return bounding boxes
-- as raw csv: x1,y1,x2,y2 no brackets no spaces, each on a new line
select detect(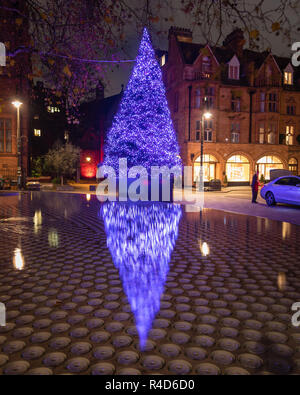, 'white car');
260,176,300,206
